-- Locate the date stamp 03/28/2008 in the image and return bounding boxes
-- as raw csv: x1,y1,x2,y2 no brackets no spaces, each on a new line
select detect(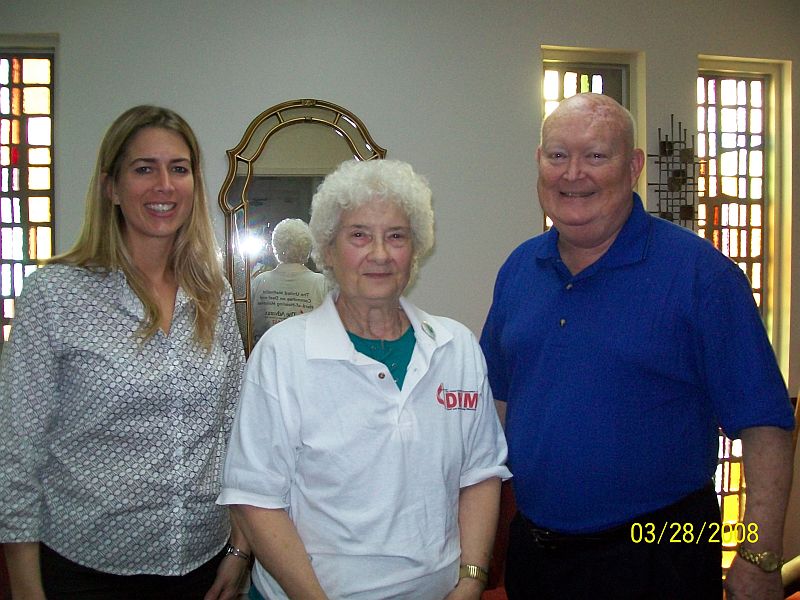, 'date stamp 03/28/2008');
630,522,759,545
